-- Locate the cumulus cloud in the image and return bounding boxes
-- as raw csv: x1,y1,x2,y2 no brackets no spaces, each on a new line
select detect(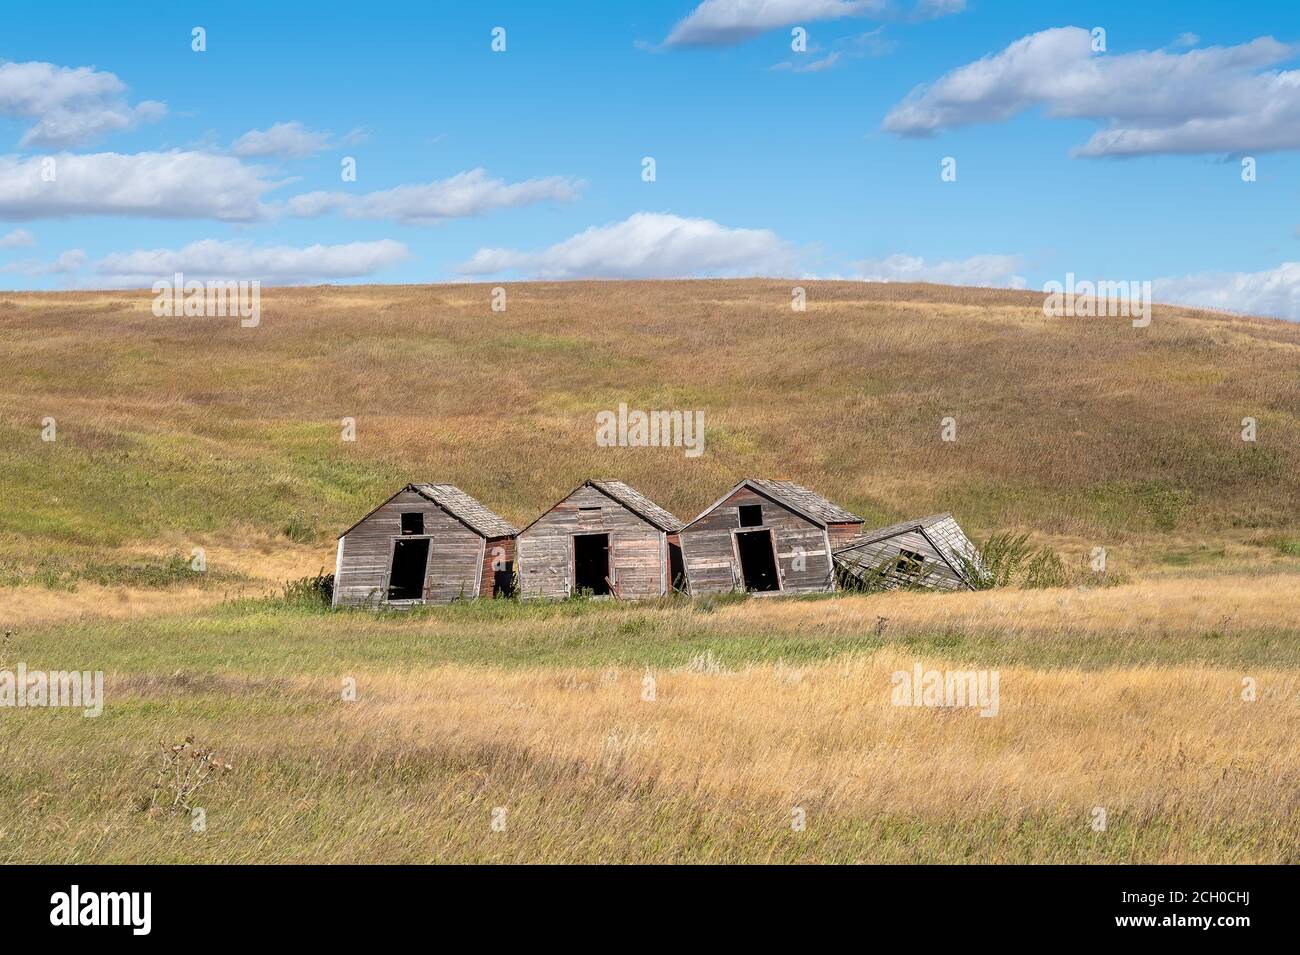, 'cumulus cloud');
2,248,85,276
666,0,882,47
0,151,279,221
231,121,334,158
851,253,1026,288
882,27,1300,157
284,168,582,224
0,60,165,148
457,212,798,279
91,238,412,287
1154,263,1300,321
0,228,35,248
